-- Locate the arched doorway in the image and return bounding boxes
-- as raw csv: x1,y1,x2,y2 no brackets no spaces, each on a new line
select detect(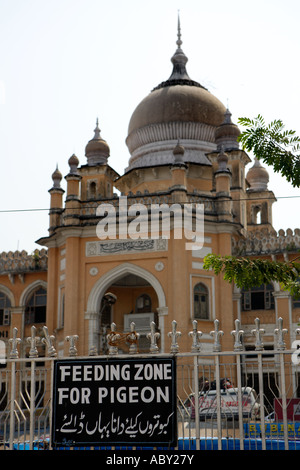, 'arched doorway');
86,263,167,353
